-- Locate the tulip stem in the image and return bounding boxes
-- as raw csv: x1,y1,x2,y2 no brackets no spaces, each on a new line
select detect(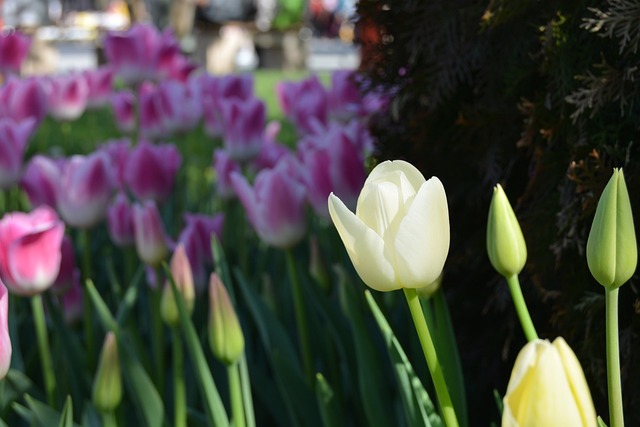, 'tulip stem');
228,362,246,427
150,281,164,394
79,229,96,367
31,295,56,406
101,411,117,427
606,288,624,427
285,249,314,386
171,327,186,427
505,275,538,342
404,288,459,427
